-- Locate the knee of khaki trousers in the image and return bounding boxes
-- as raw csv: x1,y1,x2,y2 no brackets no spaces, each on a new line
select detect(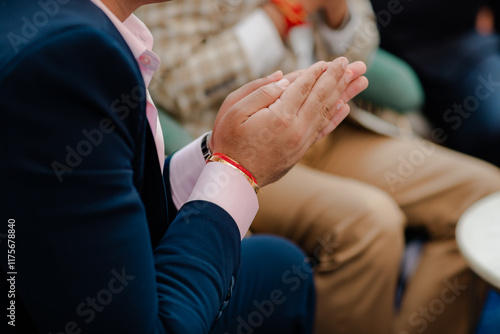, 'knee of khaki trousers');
251,164,406,334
